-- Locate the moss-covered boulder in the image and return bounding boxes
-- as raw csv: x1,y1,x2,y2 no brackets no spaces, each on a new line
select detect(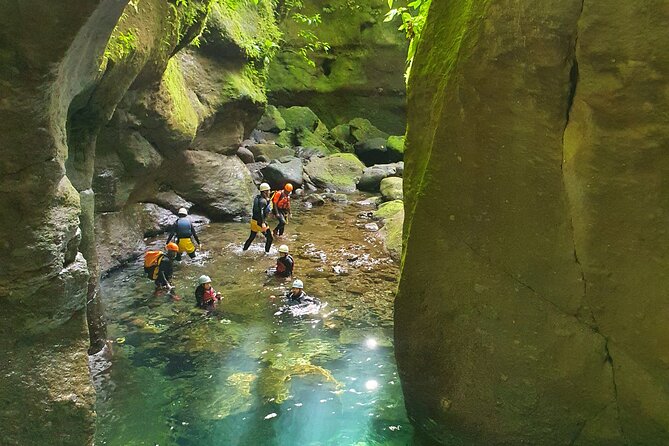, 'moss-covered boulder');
354,137,402,166
304,153,365,193
349,117,389,143
257,105,286,133
379,177,403,201
386,135,405,159
397,1,669,445
329,124,355,152
280,106,320,132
